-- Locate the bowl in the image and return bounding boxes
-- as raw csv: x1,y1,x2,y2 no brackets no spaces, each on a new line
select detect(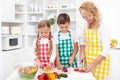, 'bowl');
18,66,38,80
